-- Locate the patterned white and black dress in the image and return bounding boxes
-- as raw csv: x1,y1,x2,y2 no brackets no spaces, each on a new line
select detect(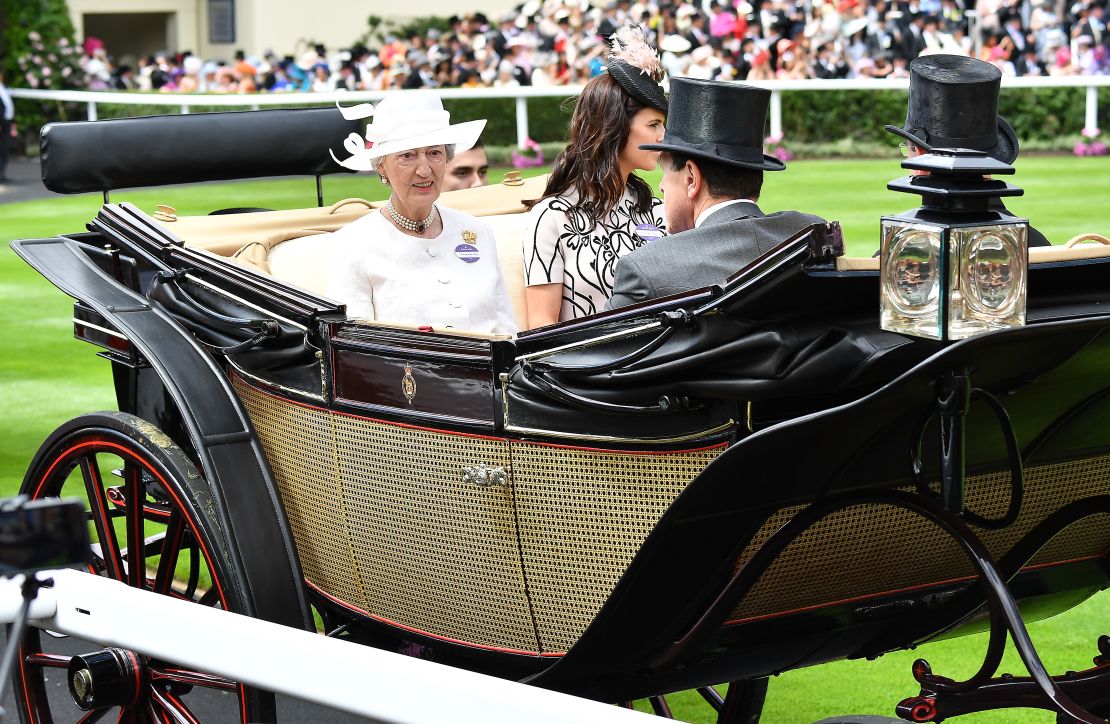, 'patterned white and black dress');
523,188,666,321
